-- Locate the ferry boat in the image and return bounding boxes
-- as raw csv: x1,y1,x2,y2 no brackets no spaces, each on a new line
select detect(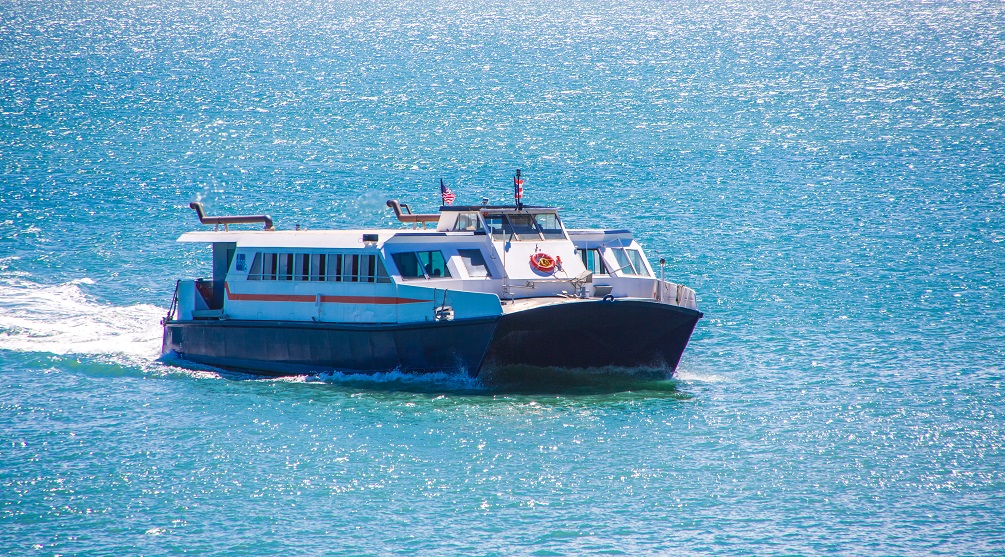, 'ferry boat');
161,174,702,378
